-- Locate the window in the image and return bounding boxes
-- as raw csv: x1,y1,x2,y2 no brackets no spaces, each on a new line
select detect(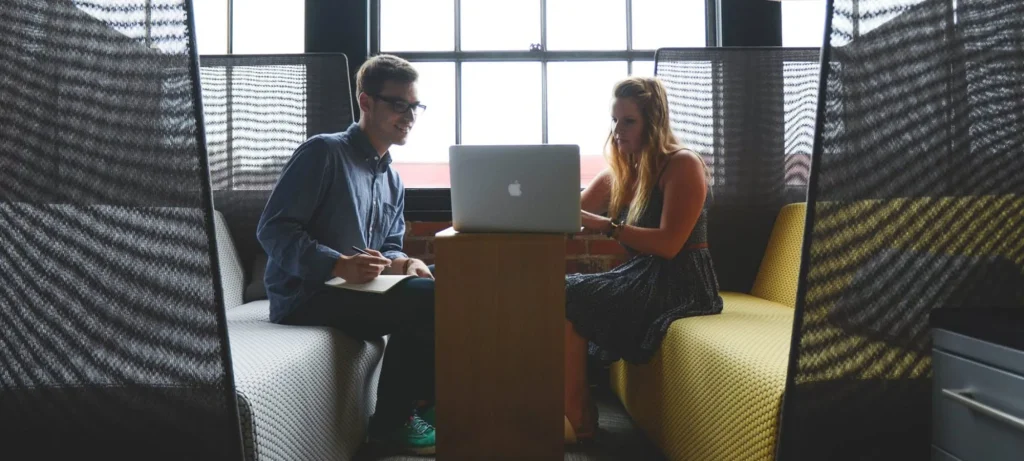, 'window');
374,0,708,188
387,62,456,188
193,0,305,55
782,1,826,189
547,61,628,175
782,0,828,48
